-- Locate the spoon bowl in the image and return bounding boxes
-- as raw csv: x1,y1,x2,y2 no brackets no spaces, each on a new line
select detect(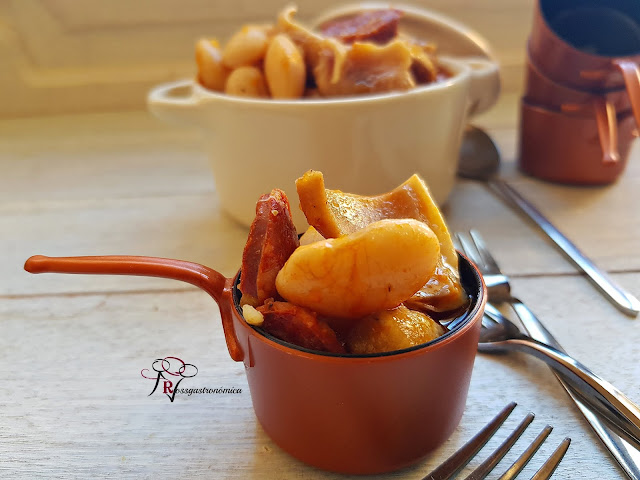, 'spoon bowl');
458,125,500,180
